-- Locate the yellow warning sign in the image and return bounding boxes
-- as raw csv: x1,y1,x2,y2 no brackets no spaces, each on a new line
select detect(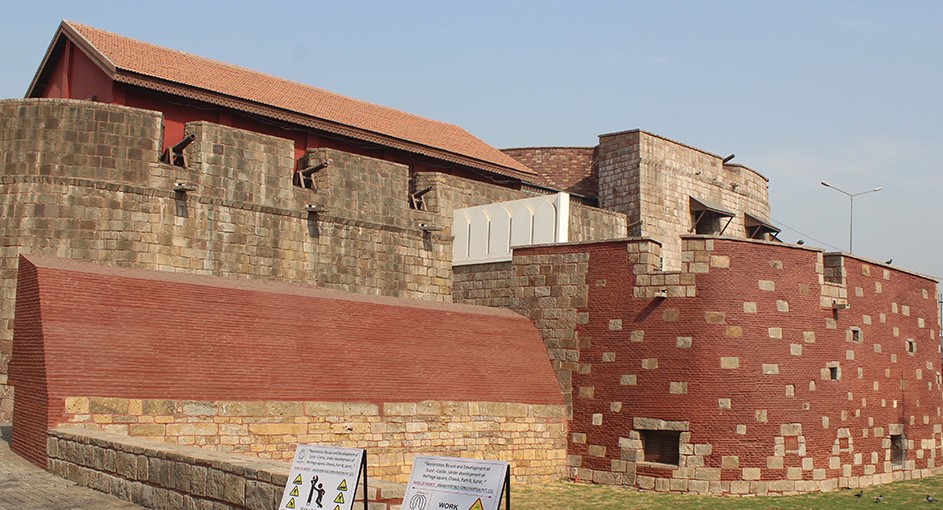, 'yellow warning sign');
337,479,348,491
289,486,299,497
334,492,345,504
286,498,296,509
293,474,303,485
333,506,340,510
468,498,484,510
